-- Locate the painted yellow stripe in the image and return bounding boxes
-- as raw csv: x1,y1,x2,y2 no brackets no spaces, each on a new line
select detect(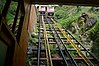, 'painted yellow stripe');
42,16,53,66
50,18,94,66
42,16,49,66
